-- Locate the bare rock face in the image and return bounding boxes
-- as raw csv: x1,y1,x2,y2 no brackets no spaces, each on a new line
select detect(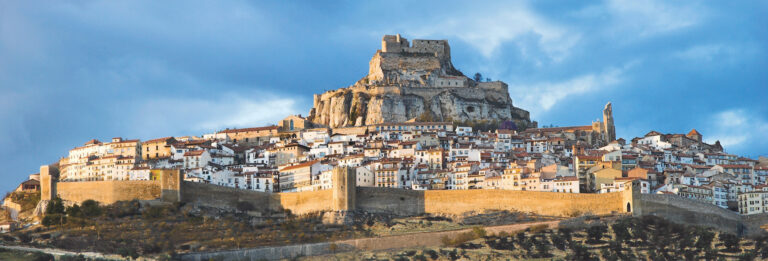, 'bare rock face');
308,34,531,129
